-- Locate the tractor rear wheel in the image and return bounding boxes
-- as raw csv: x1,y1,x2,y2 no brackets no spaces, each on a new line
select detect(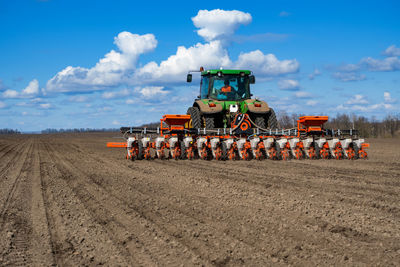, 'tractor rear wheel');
267,108,278,129
254,115,266,129
187,107,202,129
